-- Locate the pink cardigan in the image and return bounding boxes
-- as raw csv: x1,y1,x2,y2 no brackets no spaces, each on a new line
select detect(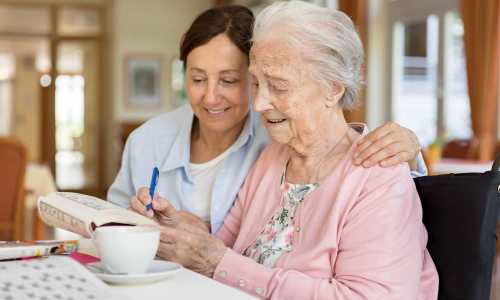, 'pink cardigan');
214,140,439,299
